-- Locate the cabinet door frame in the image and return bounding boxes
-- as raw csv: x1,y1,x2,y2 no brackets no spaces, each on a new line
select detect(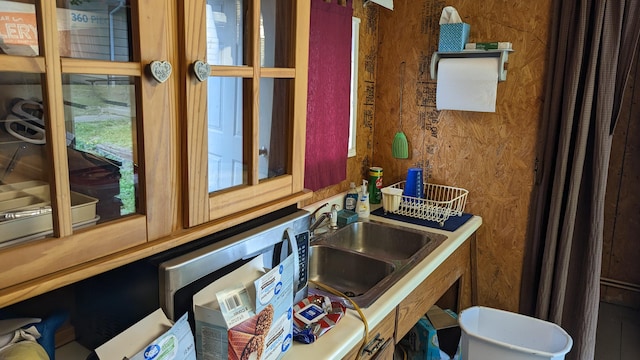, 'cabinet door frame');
0,0,178,289
182,0,310,226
